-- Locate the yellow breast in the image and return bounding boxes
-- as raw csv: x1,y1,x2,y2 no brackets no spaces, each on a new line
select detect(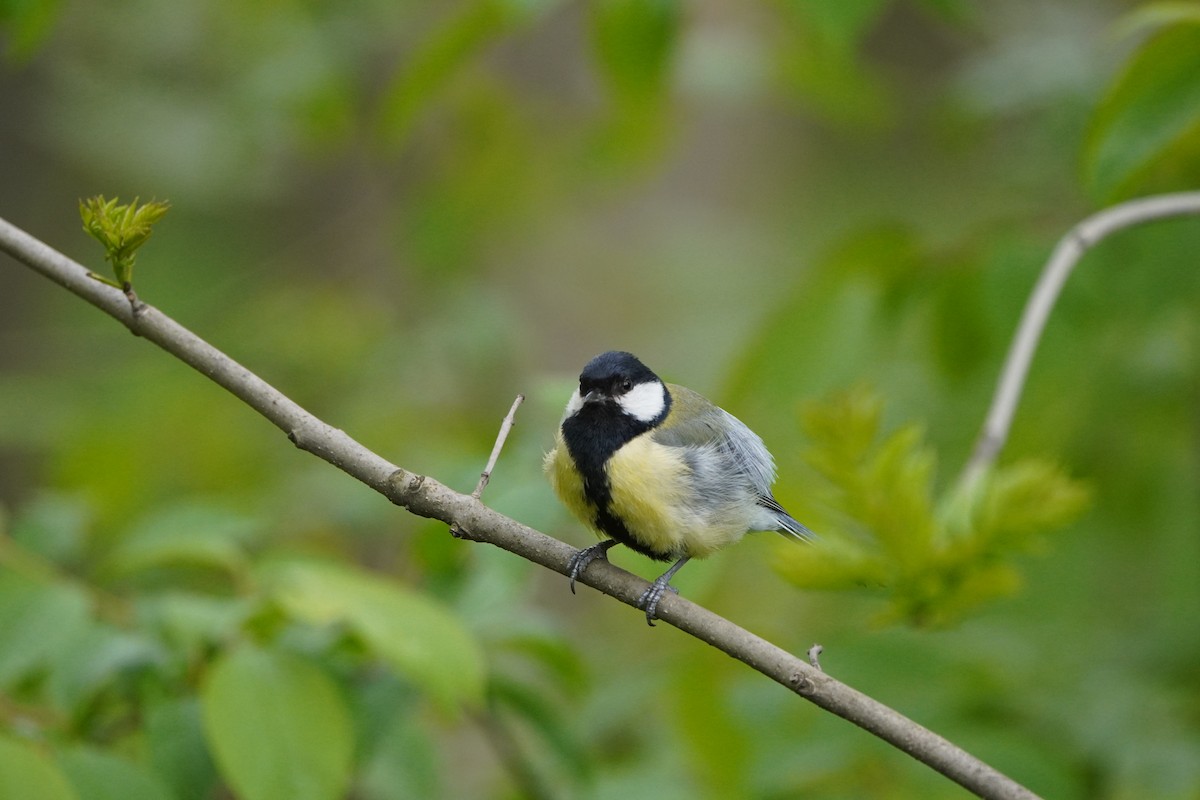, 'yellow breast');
607,437,751,559
603,435,691,554
546,431,750,559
